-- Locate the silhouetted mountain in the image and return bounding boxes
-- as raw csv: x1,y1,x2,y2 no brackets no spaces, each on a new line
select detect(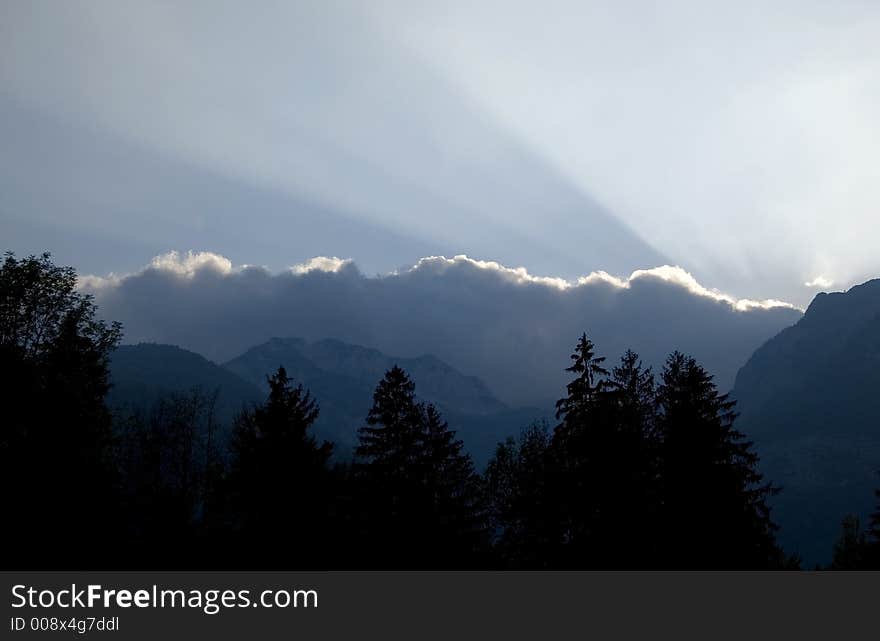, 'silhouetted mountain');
110,338,541,463
227,338,505,413
733,278,880,565
225,338,541,461
108,343,262,423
